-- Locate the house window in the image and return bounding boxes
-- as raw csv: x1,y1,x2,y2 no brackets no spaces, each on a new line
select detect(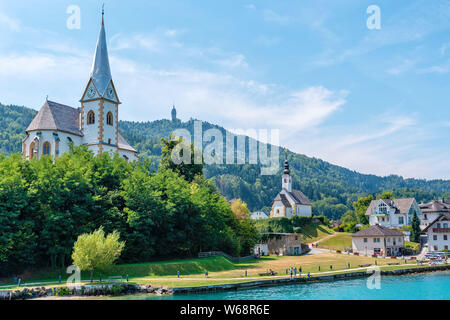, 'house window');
434,245,438,251
379,203,387,214
87,111,95,124
398,217,404,225
424,214,428,220
364,238,368,243
108,138,112,145
444,223,448,228
373,238,380,243
444,235,448,241
433,235,438,241
437,223,441,228
445,245,449,250
43,142,51,155
107,112,113,125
